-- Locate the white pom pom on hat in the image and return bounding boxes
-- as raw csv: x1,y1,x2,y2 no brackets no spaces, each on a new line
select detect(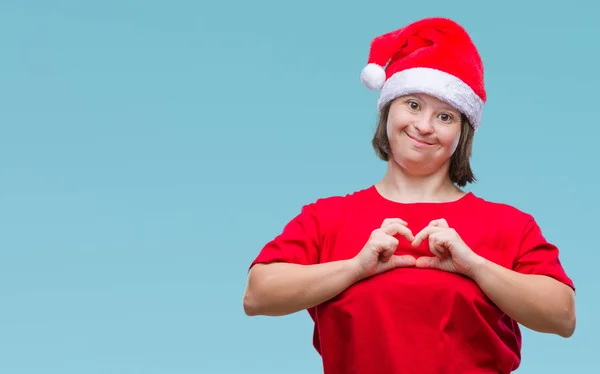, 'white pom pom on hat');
360,63,387,90
359,17,487,131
